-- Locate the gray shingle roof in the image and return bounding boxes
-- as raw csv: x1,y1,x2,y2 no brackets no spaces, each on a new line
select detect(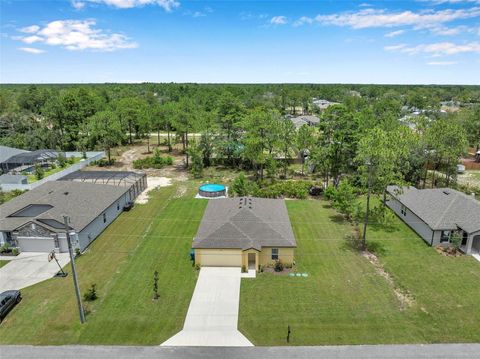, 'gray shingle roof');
193,197,296,250
0,181,129,233
387,186,480,233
